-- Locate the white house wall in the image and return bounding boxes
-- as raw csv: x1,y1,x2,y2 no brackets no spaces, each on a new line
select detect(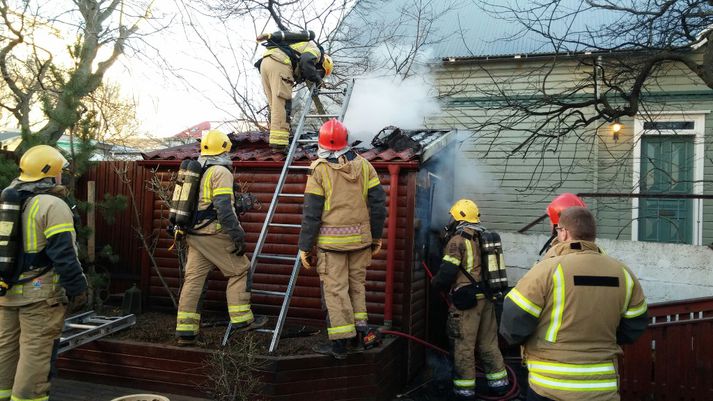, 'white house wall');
502,232,713,303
